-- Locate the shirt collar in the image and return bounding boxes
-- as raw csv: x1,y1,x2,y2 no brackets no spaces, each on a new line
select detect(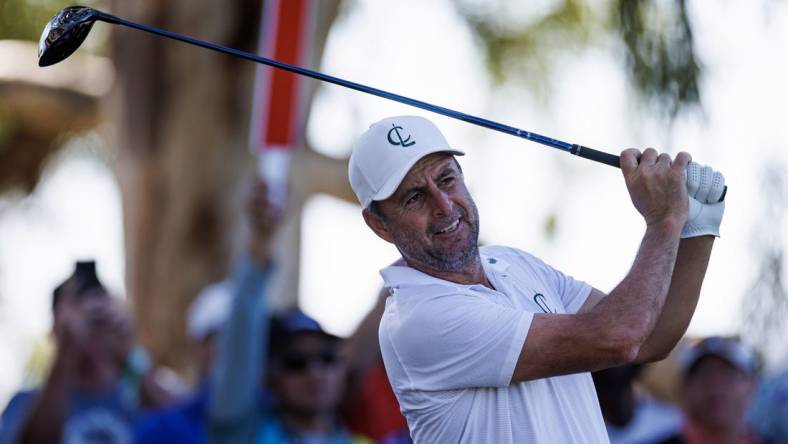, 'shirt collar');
380,250,511,290
481,250,511,273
